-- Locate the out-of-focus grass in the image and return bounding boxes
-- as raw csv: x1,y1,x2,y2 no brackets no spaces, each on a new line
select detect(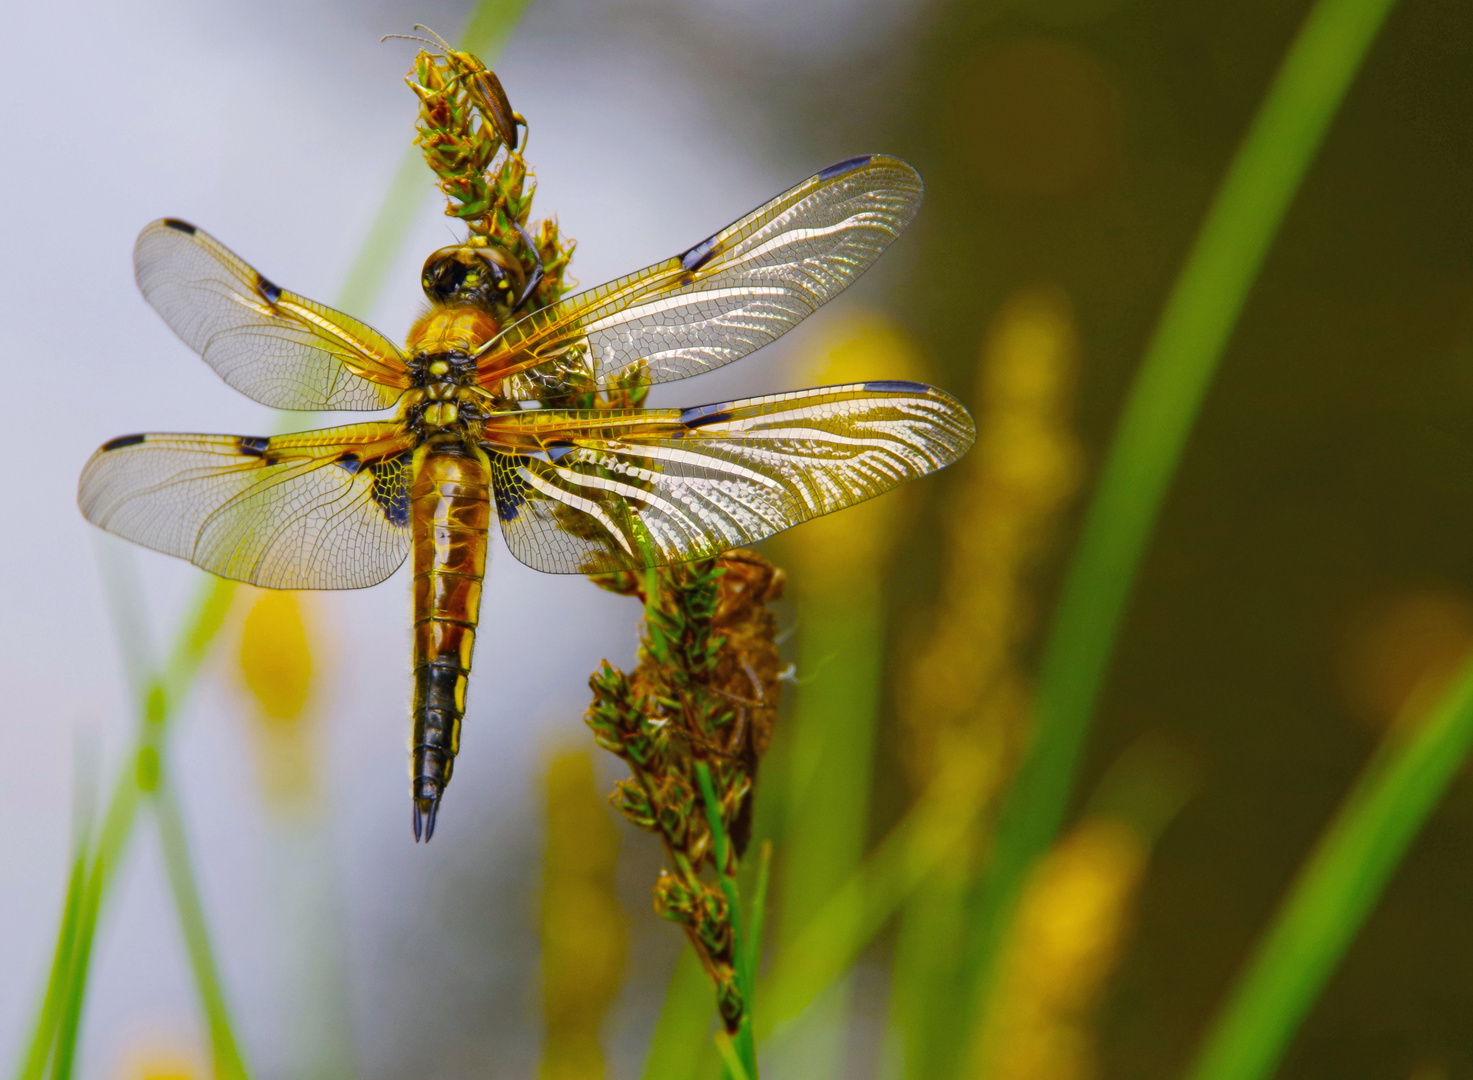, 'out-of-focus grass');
641,948,715,1080
17,5,528,1078
19,575,238,1080
1184,655,1473,1080
963,0,1401,1071
890,284,1082,1079
766,315,922,1076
